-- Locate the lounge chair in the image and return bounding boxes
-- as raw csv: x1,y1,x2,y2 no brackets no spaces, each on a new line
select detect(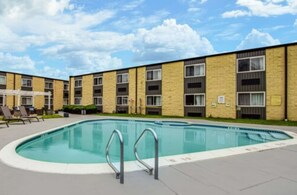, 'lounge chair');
0,120,9,127
0,106,31,124
19,106,44,122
